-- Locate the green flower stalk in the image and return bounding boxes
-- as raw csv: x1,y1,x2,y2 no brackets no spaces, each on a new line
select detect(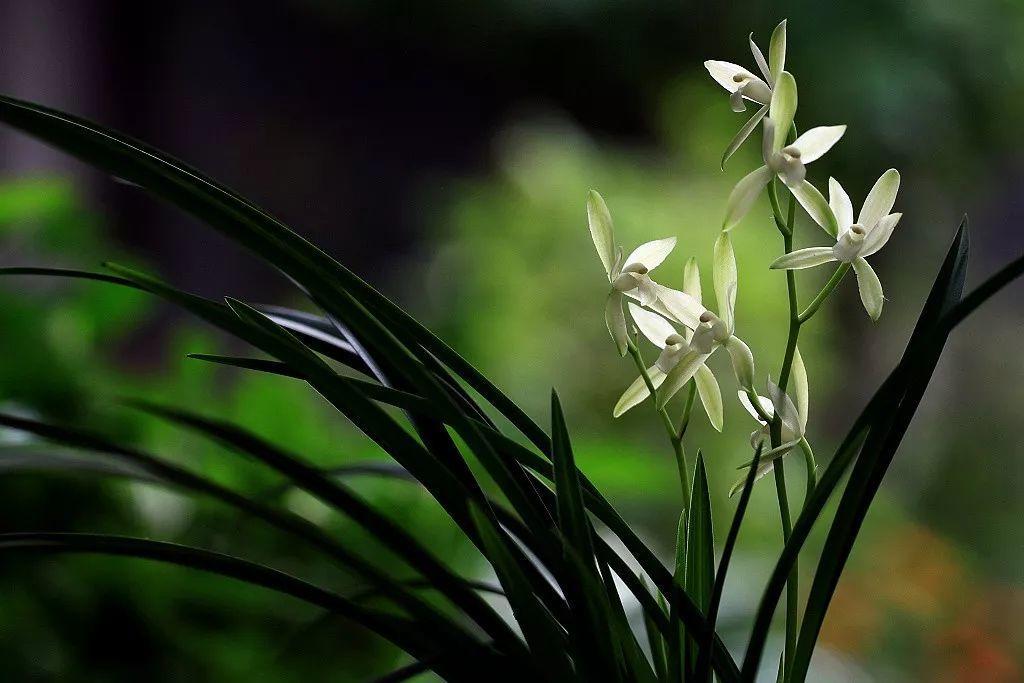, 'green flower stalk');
592,16,905,683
